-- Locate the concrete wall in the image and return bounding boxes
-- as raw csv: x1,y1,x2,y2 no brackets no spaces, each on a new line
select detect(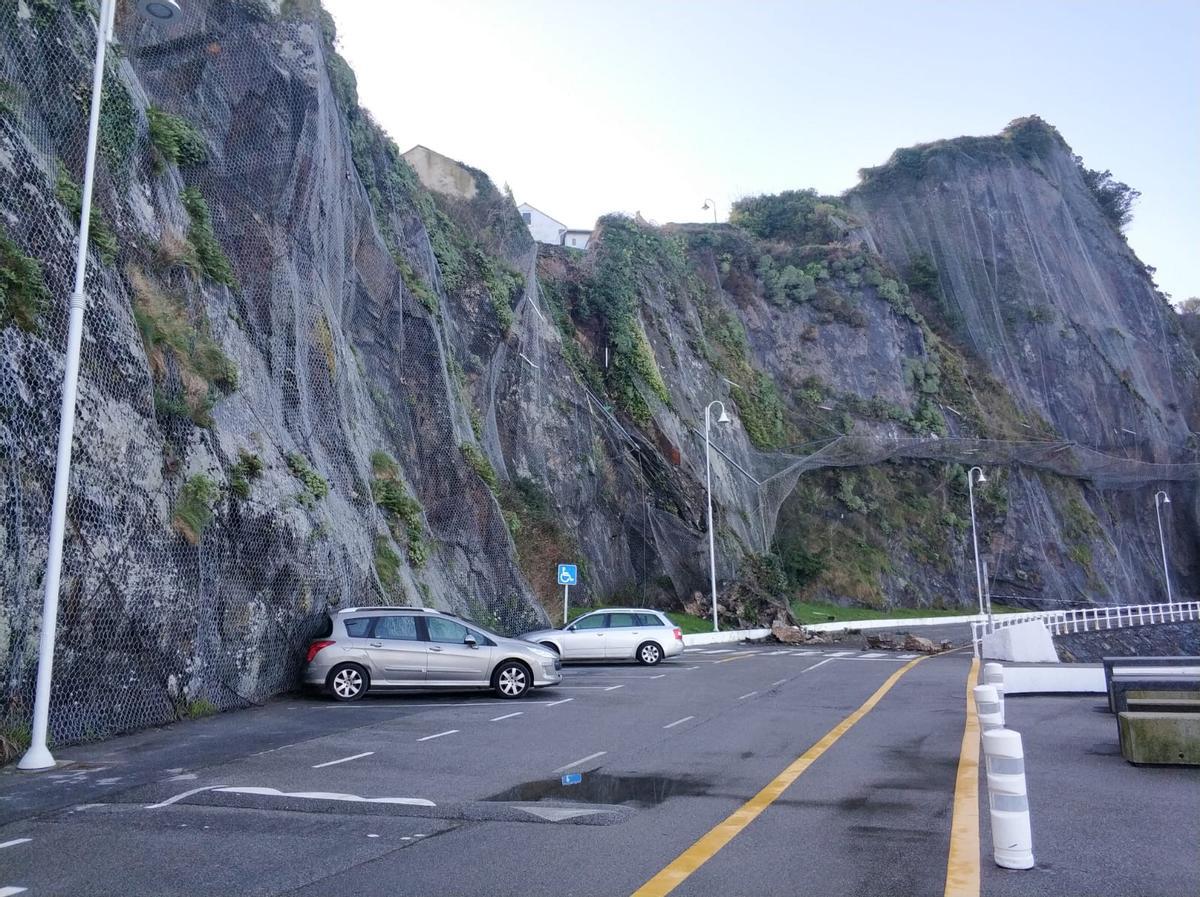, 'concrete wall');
402,145,477,200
